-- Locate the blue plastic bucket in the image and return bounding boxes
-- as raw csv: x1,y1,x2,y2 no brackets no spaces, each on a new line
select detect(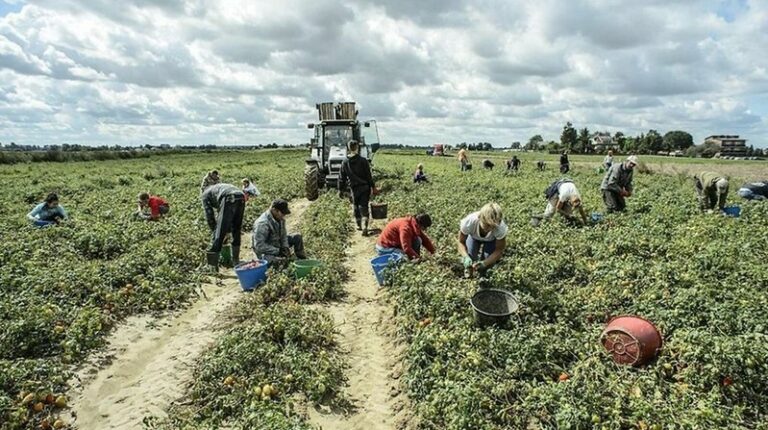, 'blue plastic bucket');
591,212,604,223
33,220,55,228
371,253,403,286
234,259,269,291
723,206,741,217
